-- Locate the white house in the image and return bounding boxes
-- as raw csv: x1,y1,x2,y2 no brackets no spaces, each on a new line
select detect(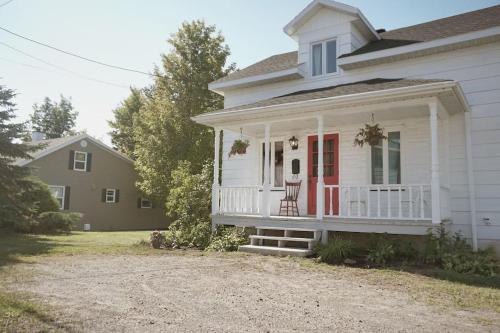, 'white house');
193,0,500,255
